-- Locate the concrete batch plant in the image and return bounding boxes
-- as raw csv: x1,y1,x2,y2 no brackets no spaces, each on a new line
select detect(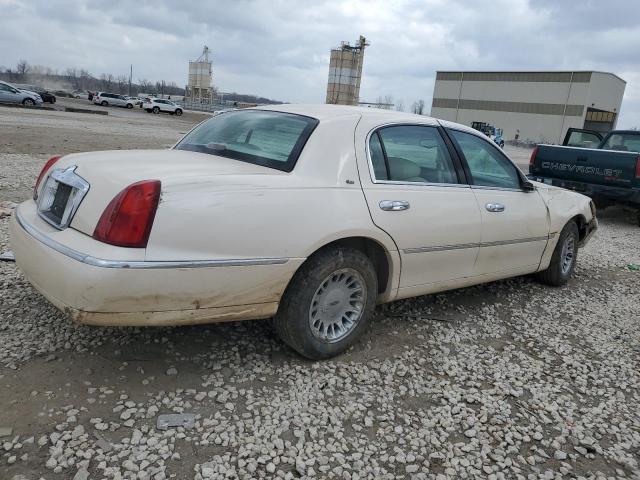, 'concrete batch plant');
185,46,214,103
325,36,369,106
430,71,626,143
